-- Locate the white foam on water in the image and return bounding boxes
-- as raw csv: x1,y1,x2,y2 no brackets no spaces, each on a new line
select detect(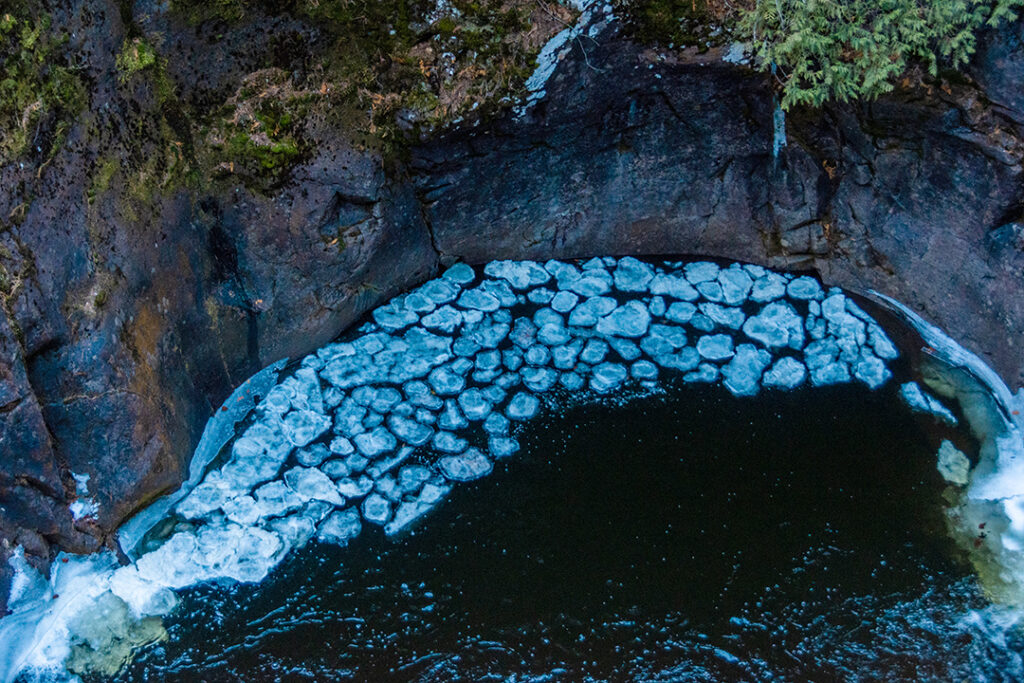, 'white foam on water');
0,550,122,682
